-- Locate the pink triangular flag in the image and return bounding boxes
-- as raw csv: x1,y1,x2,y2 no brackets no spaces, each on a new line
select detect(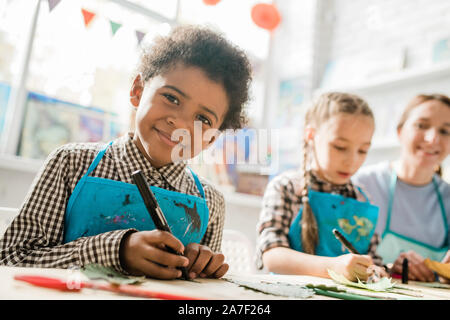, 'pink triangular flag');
48,0,61,12
135,30,145,45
